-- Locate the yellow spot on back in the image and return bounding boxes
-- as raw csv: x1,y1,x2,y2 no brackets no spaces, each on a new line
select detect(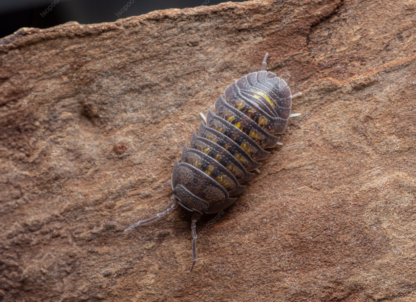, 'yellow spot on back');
205,165,215,176
249,129,260,141
203,147,211,154
258,116,269,126
226,164,235,173
213,121,225,133
245,109,255,118
252,90,275,108
234,122,242,130
206,133,218,143
192,160,202,168
215,154,222,161
226,164,241,177
234,153,248,164
215,175,230,188
241,141,255,154
236,100,245,110
227,115,236,123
